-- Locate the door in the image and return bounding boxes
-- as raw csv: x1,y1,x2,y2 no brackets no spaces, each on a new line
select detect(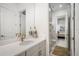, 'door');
65,12,71,55
70,3,75,56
